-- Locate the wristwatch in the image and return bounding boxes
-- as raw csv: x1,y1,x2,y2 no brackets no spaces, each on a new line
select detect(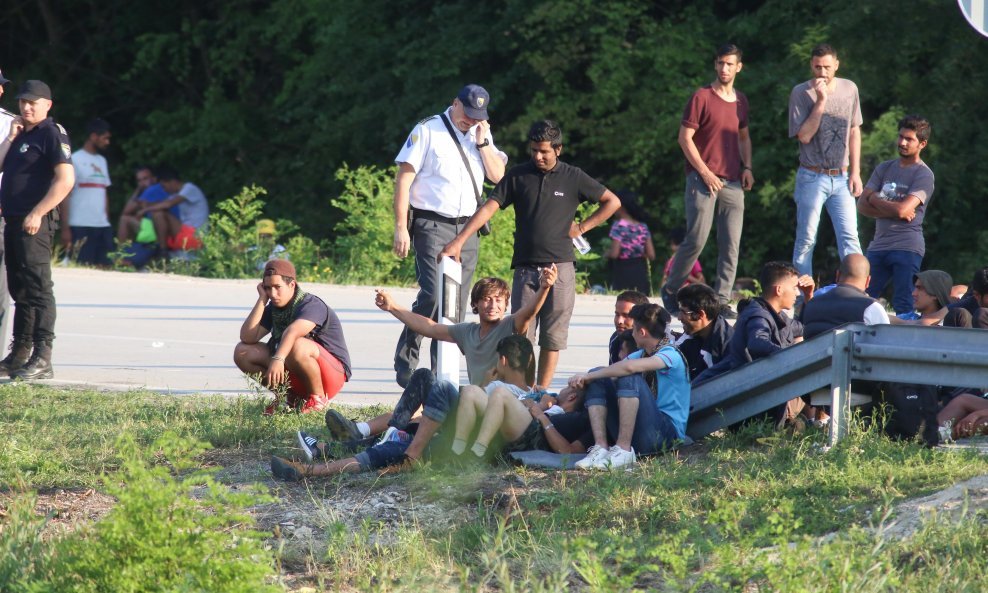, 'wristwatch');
475,139,490,149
